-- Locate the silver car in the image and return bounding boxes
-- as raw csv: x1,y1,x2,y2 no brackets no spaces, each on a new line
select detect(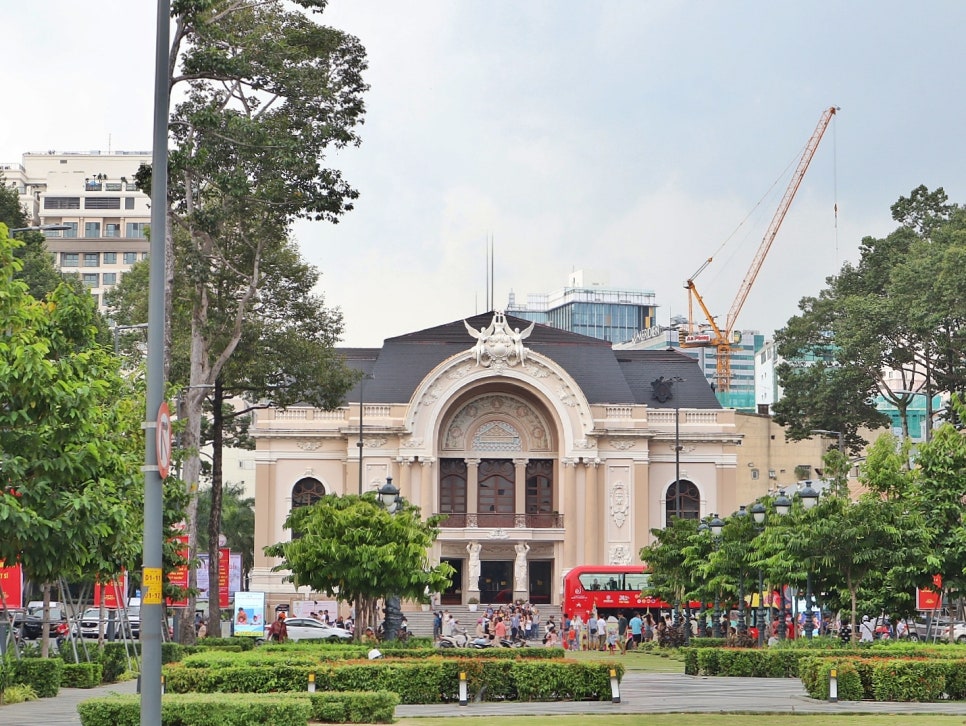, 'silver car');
280,618,352,642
